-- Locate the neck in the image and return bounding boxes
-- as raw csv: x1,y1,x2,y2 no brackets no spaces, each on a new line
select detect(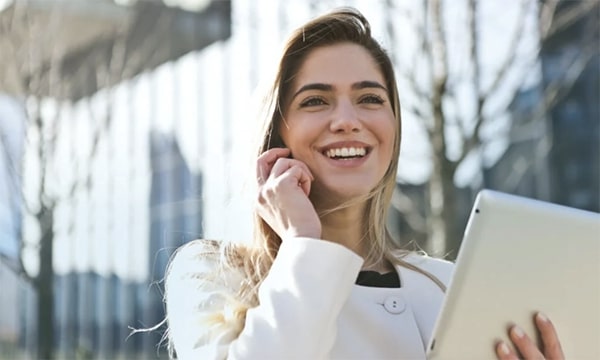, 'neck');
316,200,393,273
319,202,368,258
